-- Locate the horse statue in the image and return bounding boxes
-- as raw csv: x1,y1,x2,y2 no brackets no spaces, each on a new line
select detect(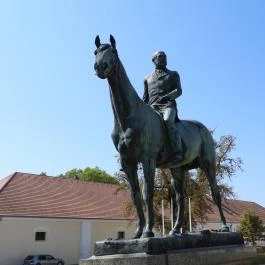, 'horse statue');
94,35,228,238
